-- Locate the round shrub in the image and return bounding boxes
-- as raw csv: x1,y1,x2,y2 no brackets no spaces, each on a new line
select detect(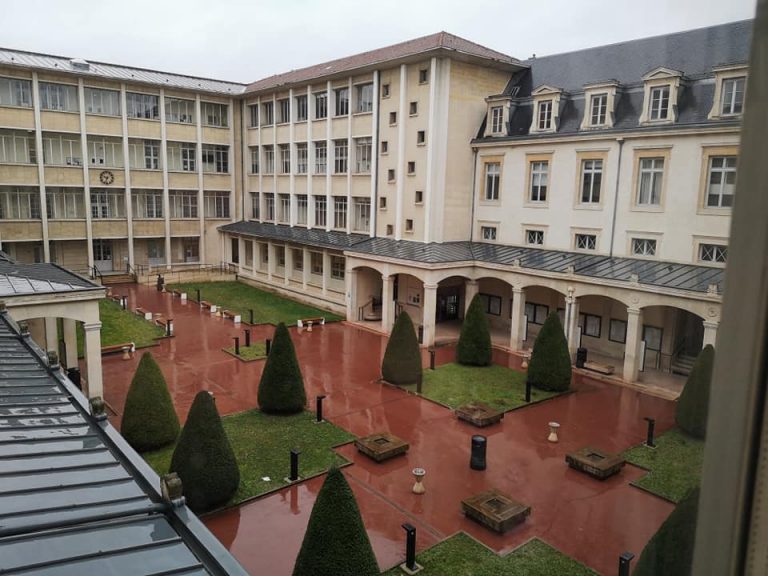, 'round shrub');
676,344,715,439
258,322,307,414
381,310,422,385
456,293,492,366
527,312,572,392
121,352,180,452
293,467,379,576
170,390,240,513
